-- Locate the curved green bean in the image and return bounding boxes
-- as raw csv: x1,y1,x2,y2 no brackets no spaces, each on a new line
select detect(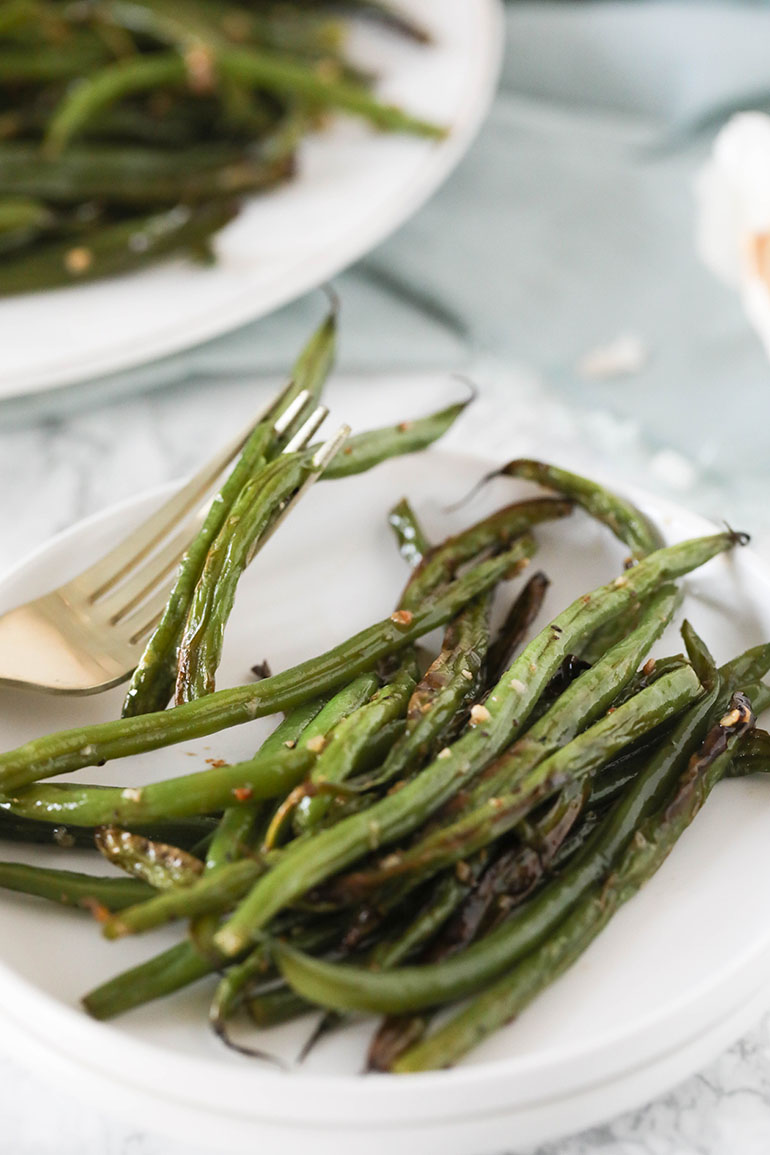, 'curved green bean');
124,307,337,718
404,499,572,608
319,399,470,480
46,53,191,153
493,458,663,562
